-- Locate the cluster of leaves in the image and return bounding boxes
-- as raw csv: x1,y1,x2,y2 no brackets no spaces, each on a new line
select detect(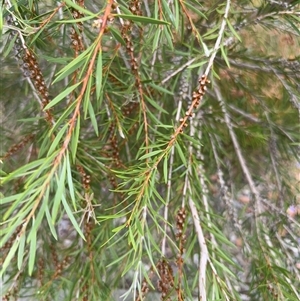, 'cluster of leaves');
1,0,299,300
